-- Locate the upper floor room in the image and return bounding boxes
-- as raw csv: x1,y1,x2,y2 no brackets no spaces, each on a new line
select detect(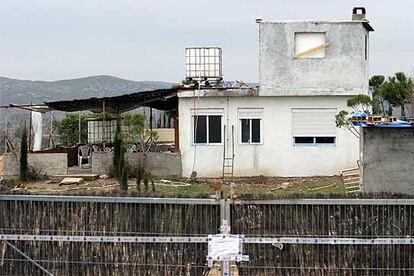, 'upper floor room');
258,7,374,97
